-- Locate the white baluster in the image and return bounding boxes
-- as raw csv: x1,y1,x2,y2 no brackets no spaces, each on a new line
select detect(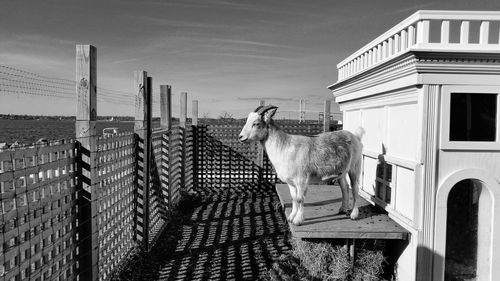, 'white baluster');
460,21,470,44
388,37,394,57
401,29,408,50
408,25,415,46
441,20,450,44
395,33,400,53
480,21,490,45
417,20,430,44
